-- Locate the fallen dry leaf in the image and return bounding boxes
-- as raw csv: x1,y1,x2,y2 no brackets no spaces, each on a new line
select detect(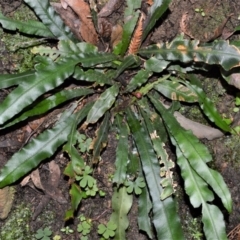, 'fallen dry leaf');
228,223,240,240
98,18,112,41
20,175,31,186
31,169,44,191
174,111,224,140
28,116,46,131
180,12,194,39
110,24,123,47
0,187,15,219
52,2,82,41
98,0,124,18
61,0,98,45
